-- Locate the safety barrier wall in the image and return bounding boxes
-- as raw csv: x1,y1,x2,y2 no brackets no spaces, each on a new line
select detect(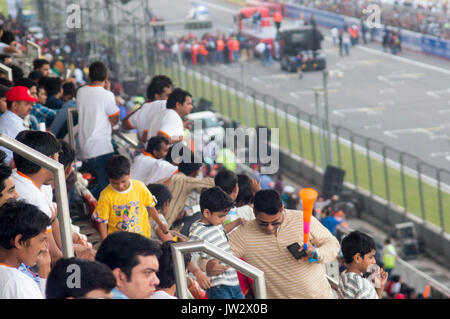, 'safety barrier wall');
283,3,450,59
